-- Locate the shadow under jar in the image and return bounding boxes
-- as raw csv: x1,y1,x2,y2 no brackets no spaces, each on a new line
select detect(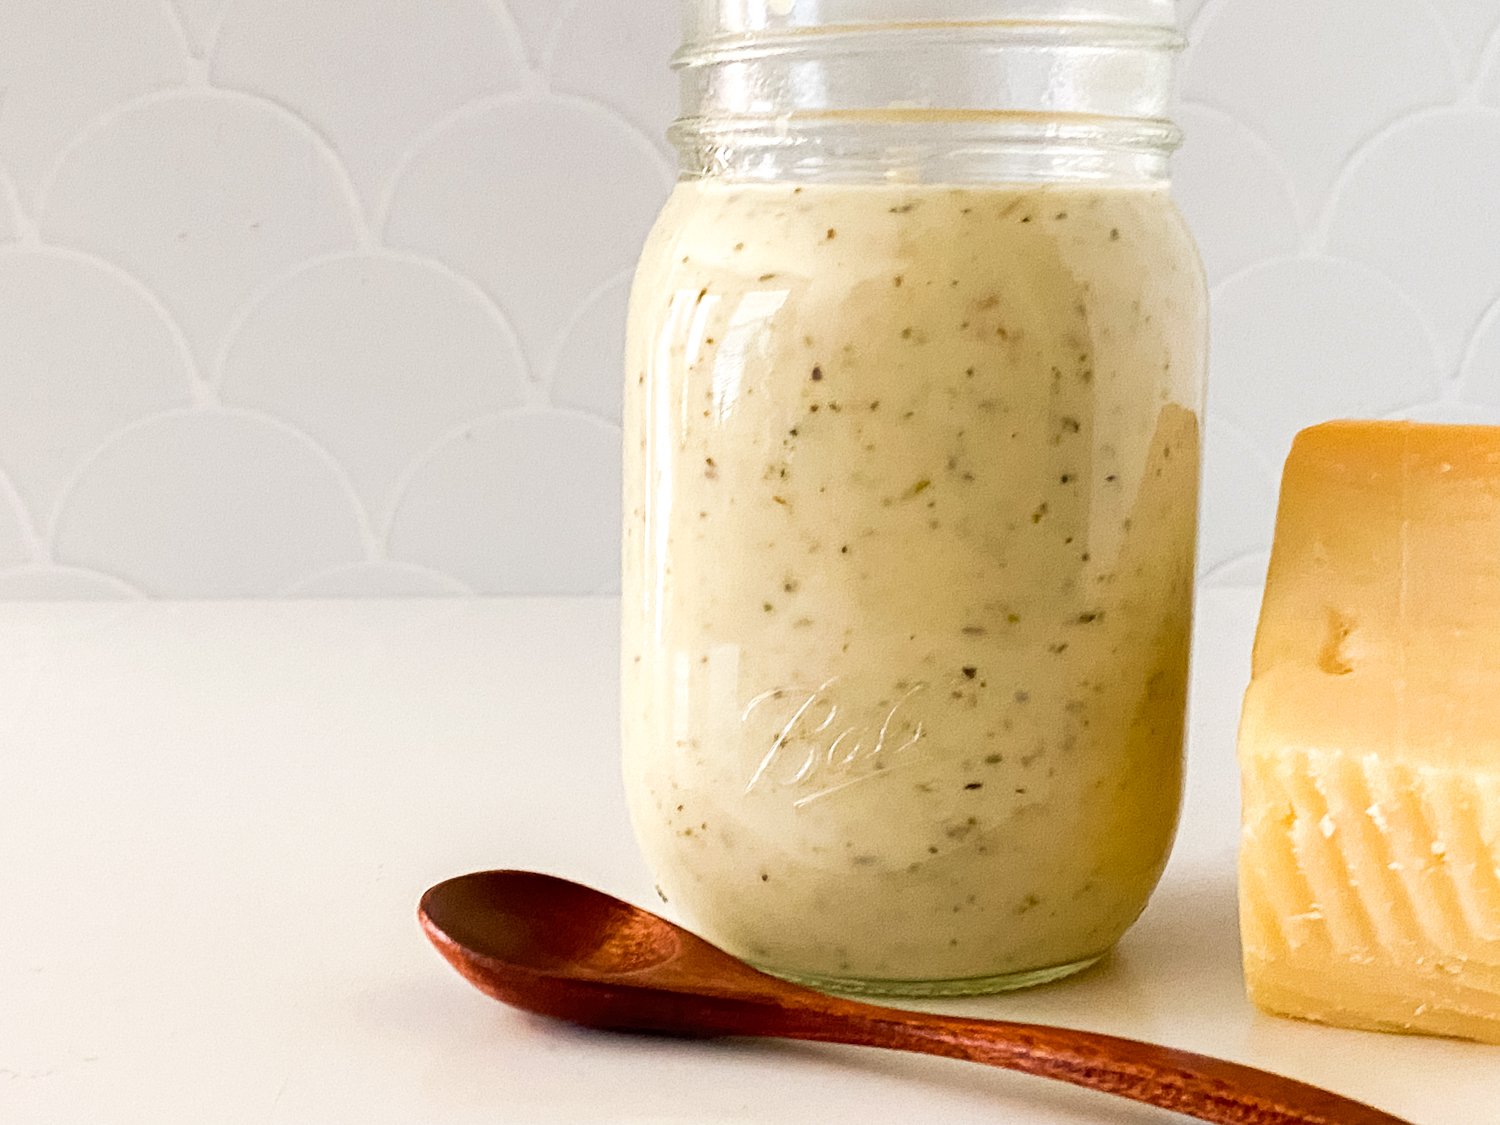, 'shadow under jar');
622,0,1208,997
